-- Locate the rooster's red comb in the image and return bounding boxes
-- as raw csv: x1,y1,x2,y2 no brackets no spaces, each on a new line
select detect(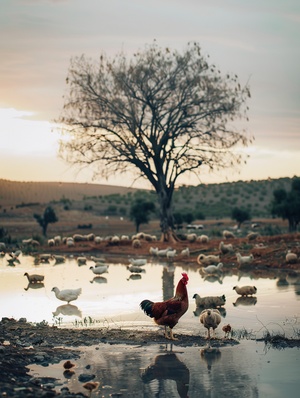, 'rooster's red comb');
181,272,189,280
